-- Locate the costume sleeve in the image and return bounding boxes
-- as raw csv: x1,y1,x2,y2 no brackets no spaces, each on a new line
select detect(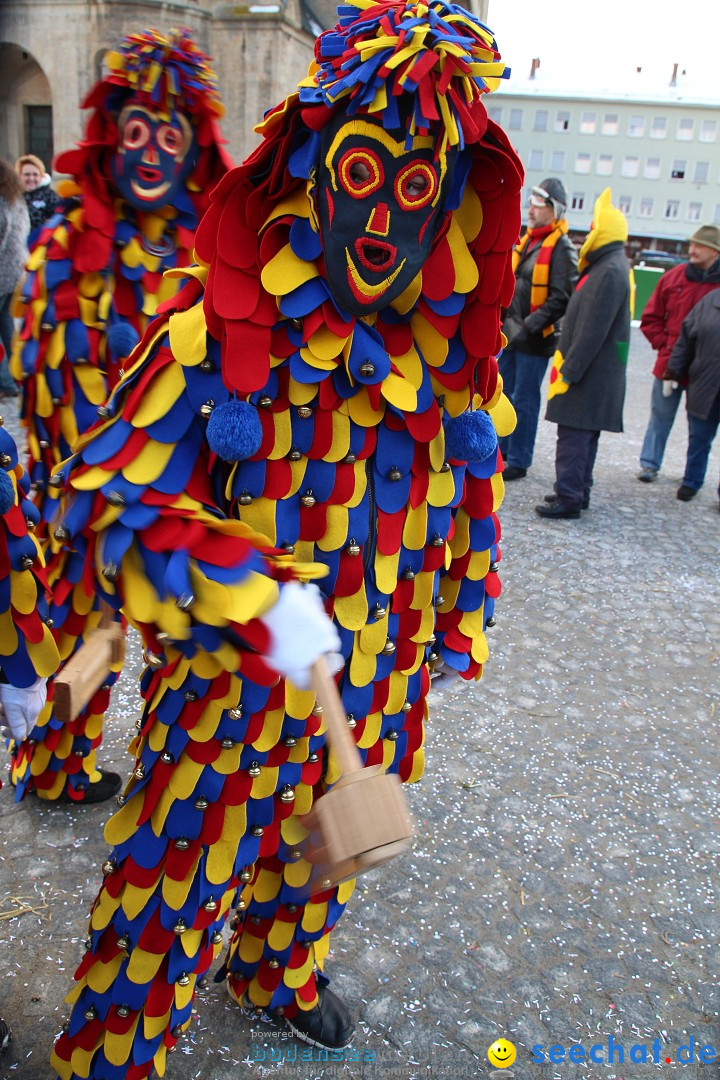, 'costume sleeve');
432,357,515,680
0,425,60,687
11,204,114,498
664,304,698,381
52,311,318,681
523,238,579,335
